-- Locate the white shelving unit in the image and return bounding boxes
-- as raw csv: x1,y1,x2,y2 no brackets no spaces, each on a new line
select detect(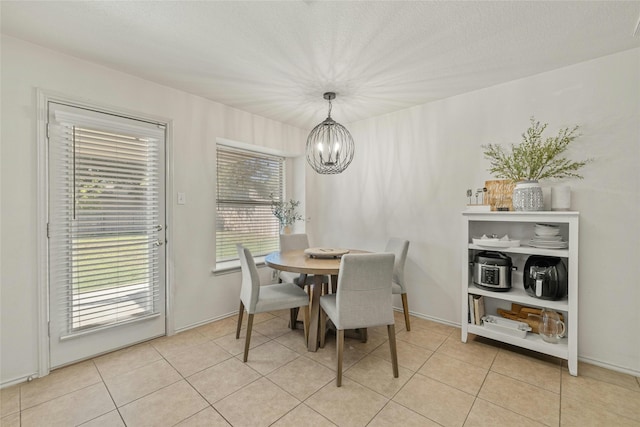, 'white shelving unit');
461,211,579,376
